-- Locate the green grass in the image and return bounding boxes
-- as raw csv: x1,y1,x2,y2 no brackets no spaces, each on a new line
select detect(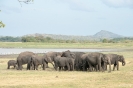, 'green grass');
0,42,133,49
0,51,133,88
